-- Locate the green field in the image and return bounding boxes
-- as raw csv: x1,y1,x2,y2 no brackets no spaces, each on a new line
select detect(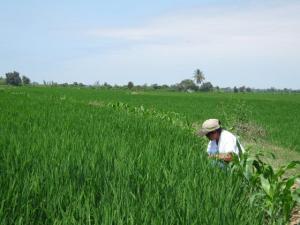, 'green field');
8,86,300,151
0,86,299,224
